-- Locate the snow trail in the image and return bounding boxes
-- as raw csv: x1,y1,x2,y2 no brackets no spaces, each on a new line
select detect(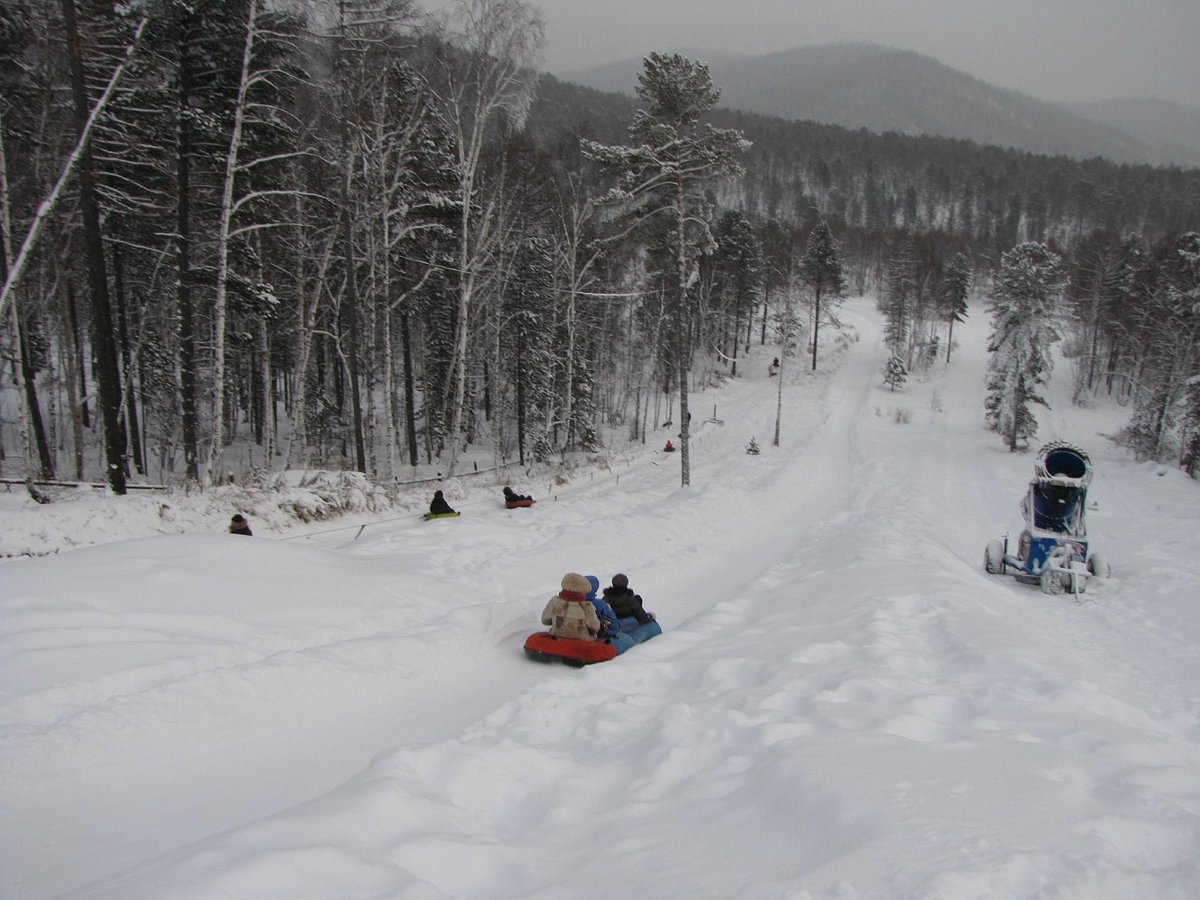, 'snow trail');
4,298,1200,899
